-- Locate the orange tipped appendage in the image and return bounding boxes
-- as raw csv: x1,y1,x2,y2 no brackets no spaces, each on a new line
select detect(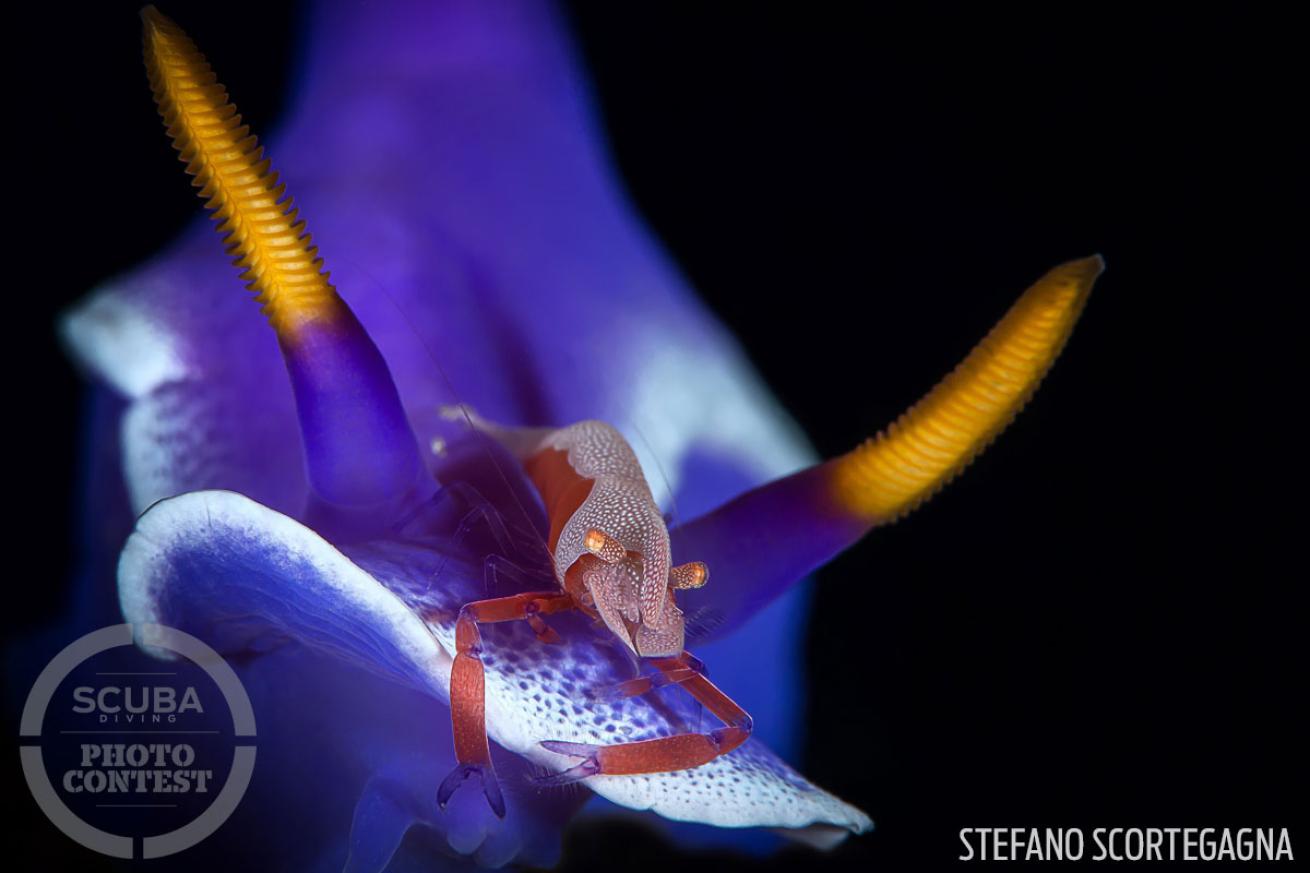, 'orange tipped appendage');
141,6,428,512
829,255,1103,523
141,6,342,337
669,561,708,590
